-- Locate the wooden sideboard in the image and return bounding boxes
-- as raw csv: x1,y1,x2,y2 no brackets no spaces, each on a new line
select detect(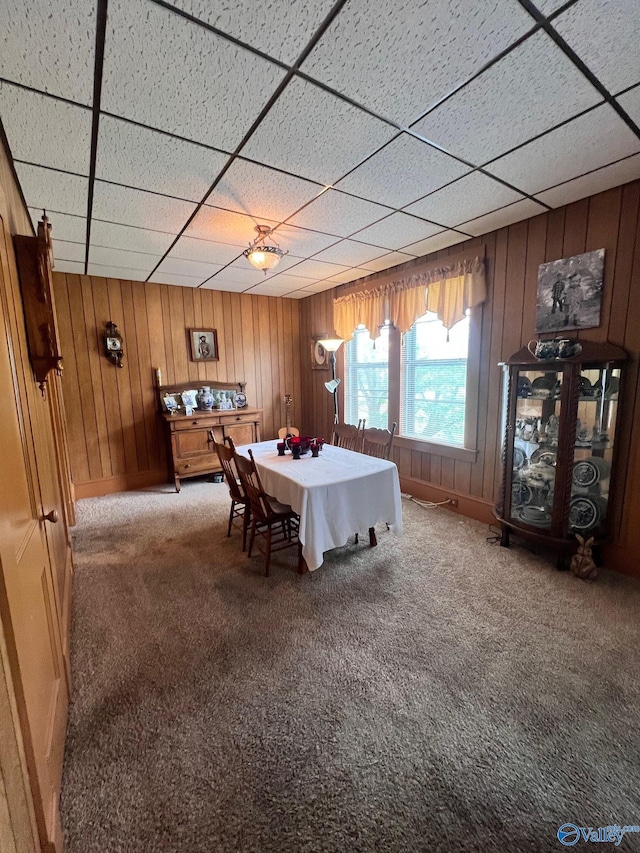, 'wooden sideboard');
162,408,262,491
